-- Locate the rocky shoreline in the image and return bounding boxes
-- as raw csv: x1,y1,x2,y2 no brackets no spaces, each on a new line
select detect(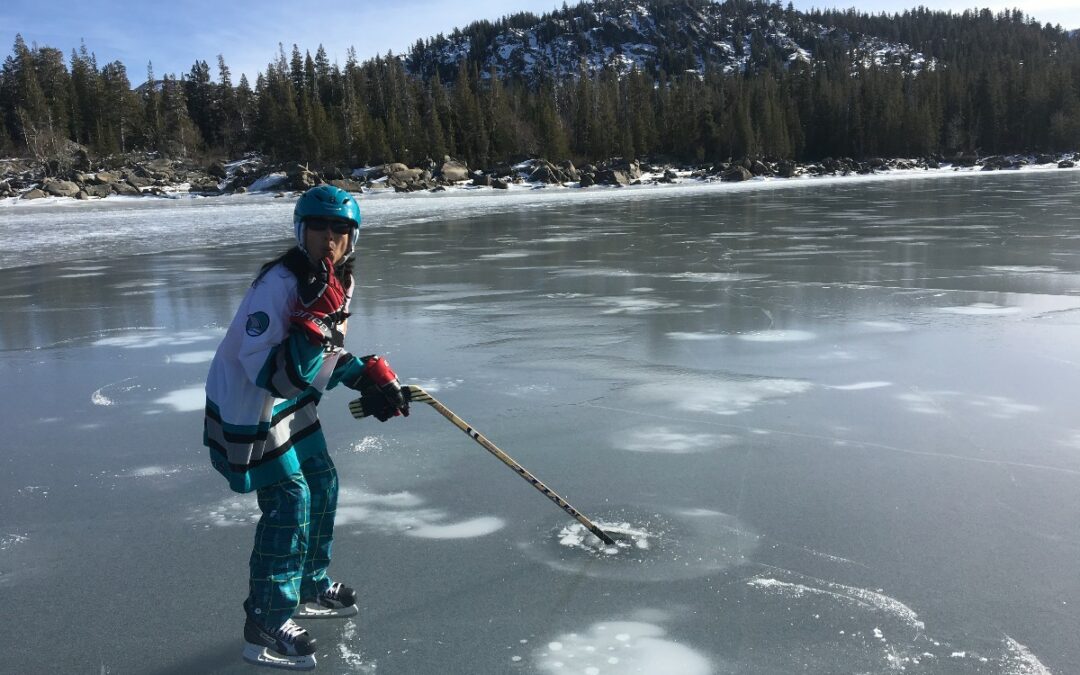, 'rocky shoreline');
2,150,1078,203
